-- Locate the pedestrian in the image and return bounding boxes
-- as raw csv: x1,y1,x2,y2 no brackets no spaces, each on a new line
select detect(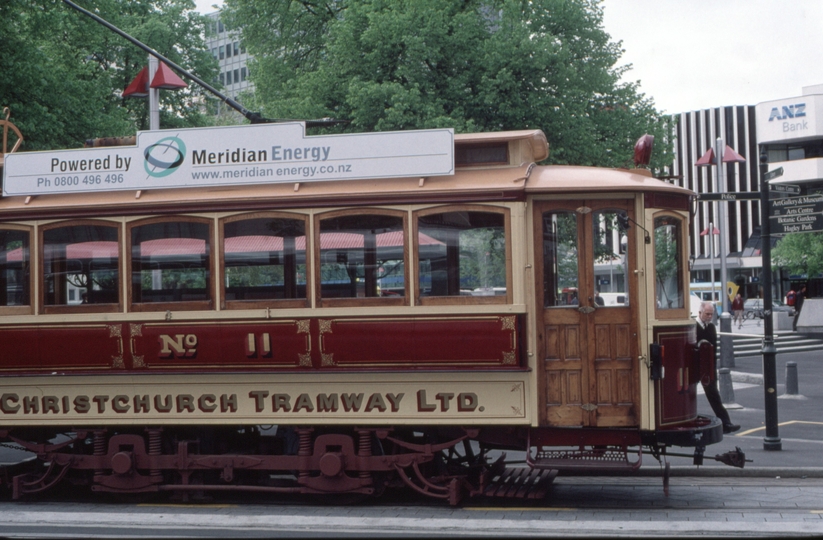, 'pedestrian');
695,301,740,434
793,285,807,332
732,293,744,329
